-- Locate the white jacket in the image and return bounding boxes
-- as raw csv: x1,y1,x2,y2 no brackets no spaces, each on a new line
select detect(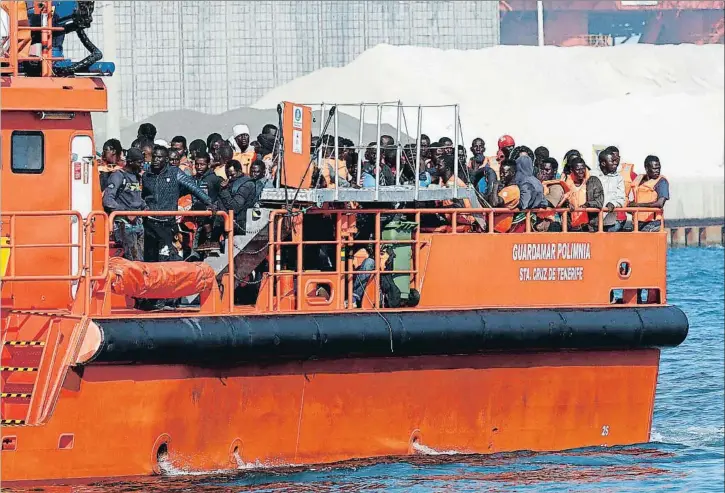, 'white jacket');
595,169,625,225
